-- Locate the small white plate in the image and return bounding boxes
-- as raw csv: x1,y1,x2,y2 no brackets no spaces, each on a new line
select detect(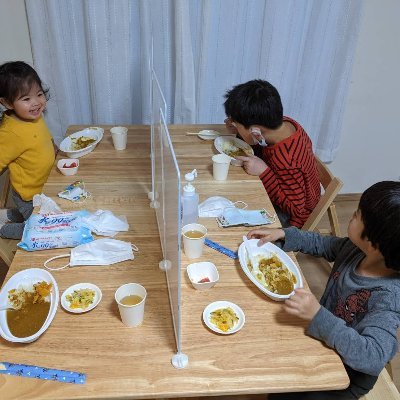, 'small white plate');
61,283,102,313
203,301,245,335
